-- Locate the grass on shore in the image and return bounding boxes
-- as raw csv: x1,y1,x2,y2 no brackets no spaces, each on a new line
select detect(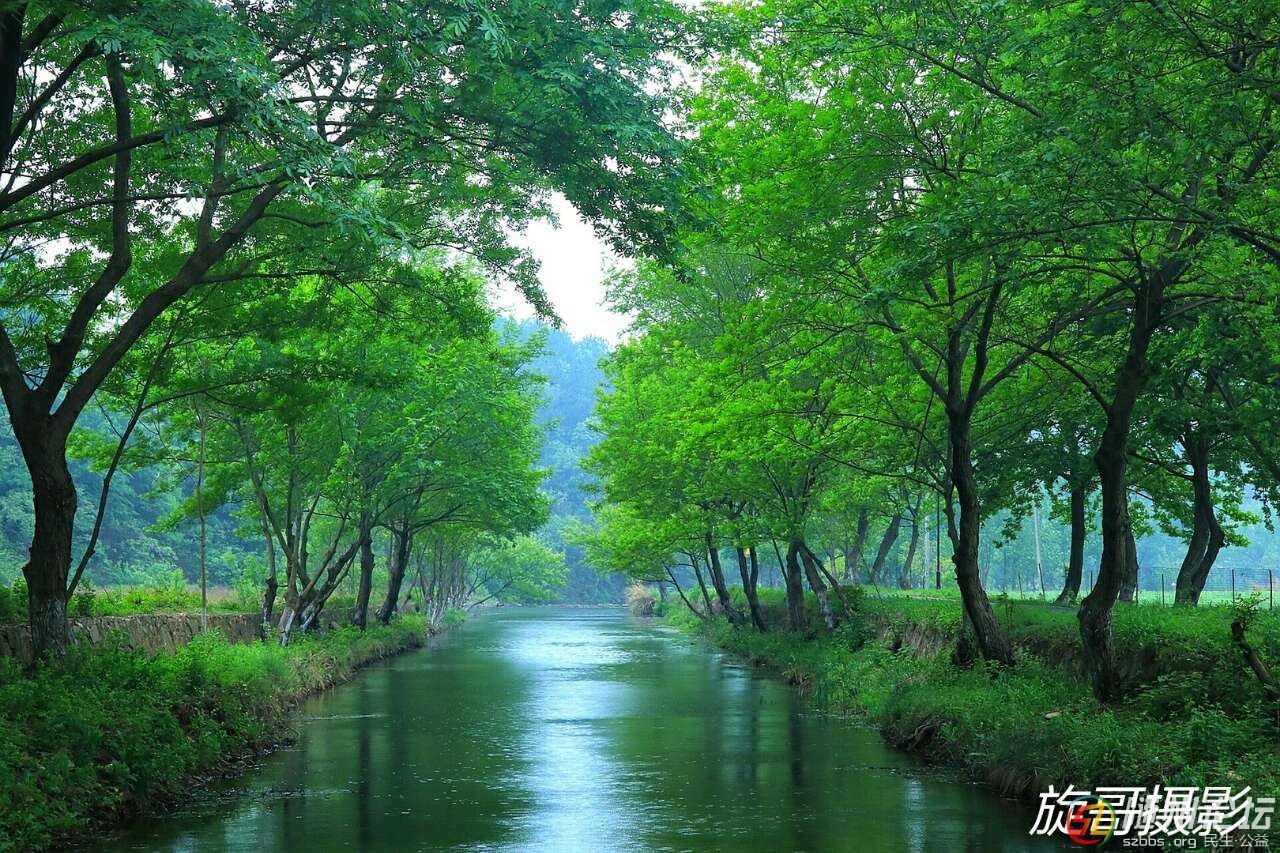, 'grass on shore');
669,588,1280,808
0,617,426,852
